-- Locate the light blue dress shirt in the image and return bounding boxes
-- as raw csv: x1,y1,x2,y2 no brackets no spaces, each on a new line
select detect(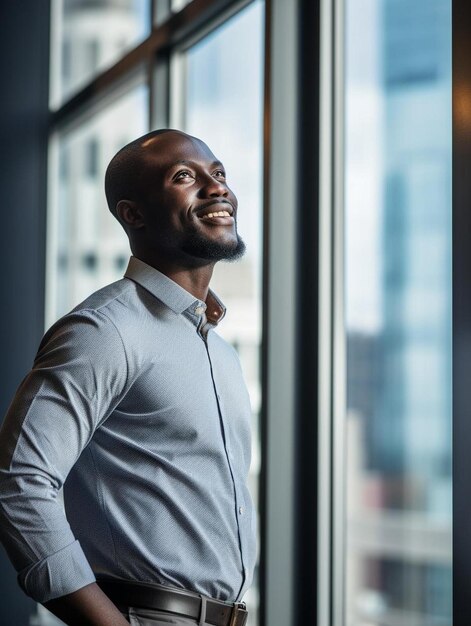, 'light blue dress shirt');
0,256,257,604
